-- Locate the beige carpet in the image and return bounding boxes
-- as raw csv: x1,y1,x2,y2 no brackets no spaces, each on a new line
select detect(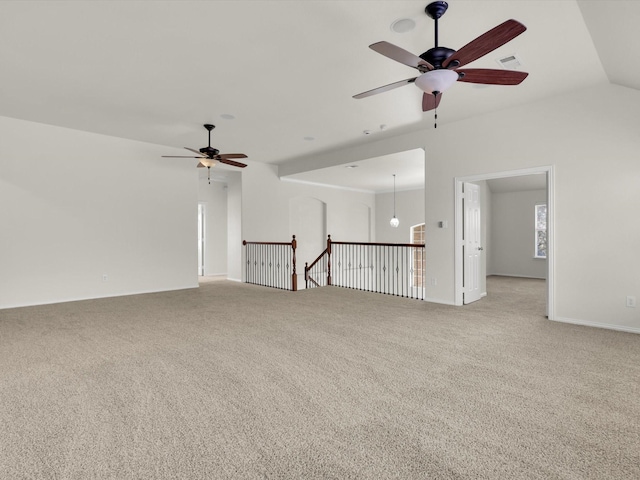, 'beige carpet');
0,276,638,479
